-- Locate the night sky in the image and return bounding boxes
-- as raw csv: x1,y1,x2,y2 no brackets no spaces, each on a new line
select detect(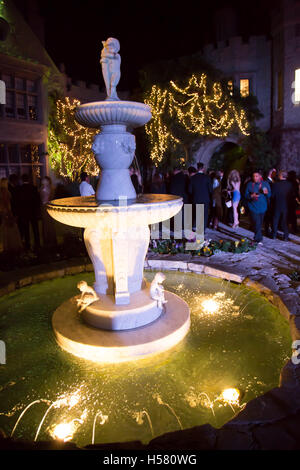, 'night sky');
20,0,276,91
